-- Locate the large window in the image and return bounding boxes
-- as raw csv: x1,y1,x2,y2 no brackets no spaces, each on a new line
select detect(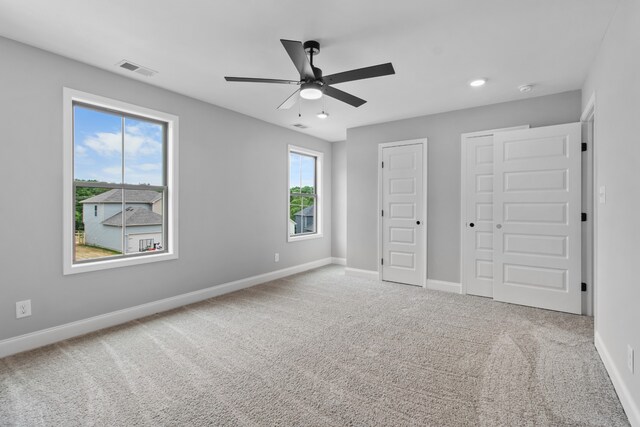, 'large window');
63,89,178,274
288,145,322,241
